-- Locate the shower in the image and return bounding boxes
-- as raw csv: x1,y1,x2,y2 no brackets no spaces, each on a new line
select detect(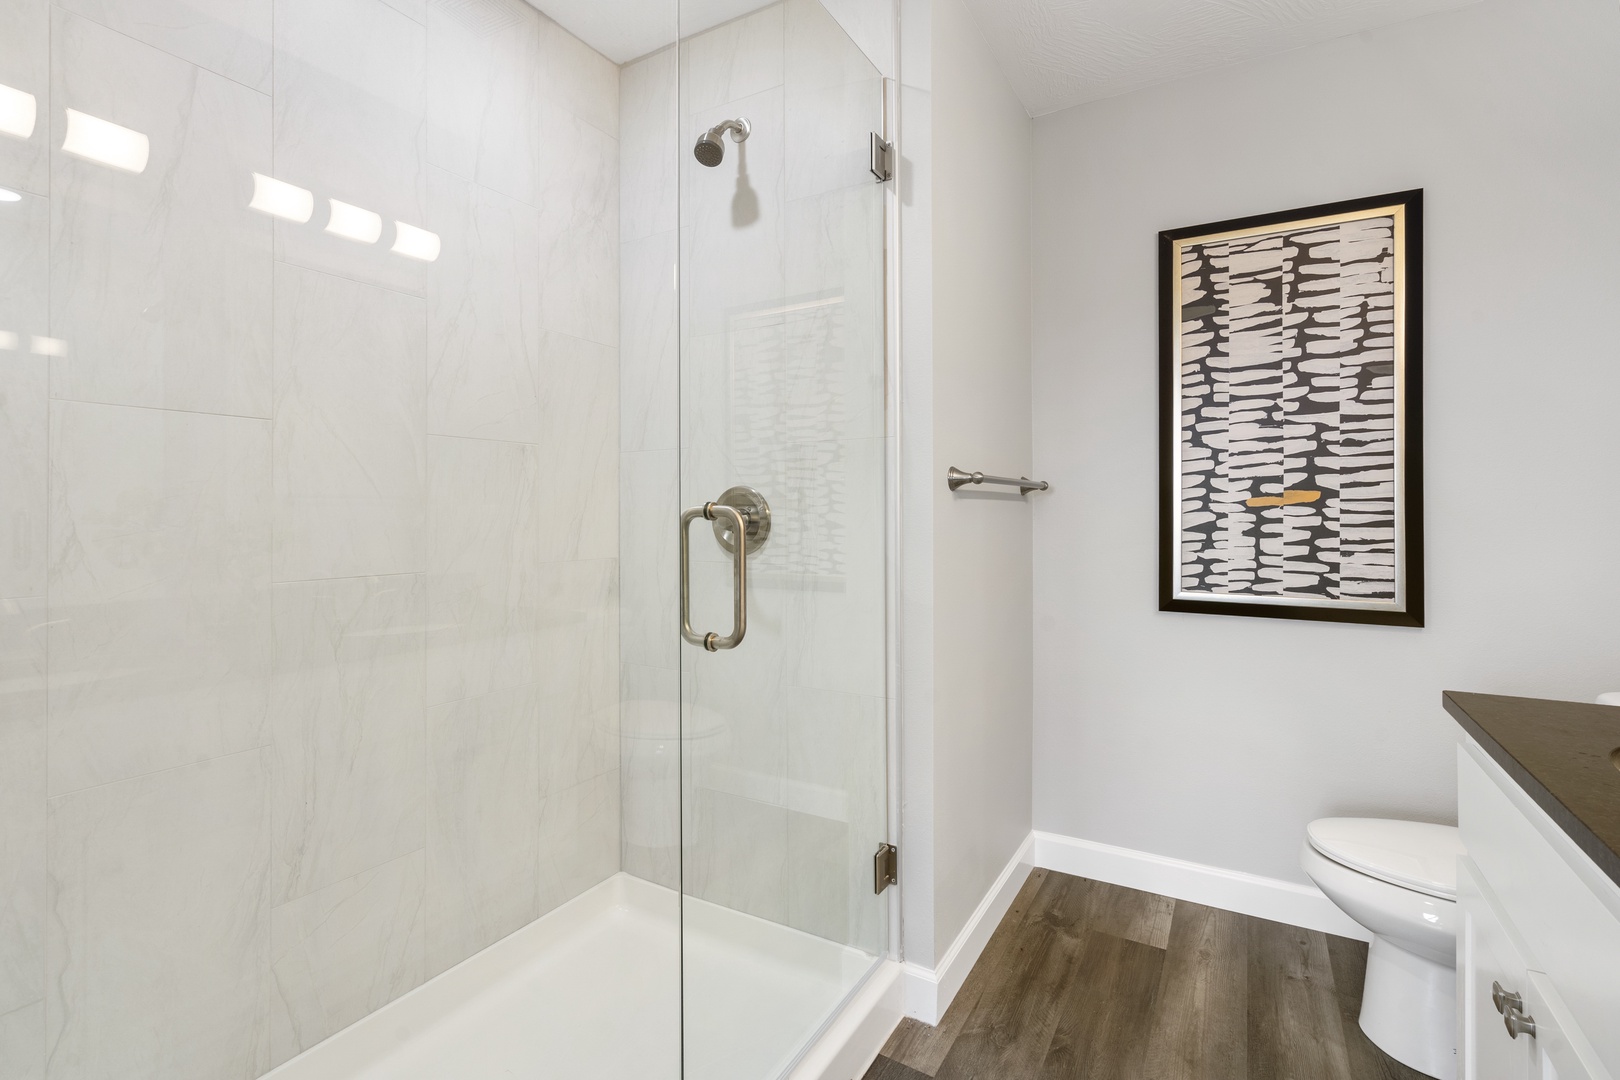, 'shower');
693,117,751,166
